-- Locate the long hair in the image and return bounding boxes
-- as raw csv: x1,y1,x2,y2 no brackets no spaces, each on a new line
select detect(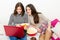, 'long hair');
26,4,39,24
14,2,25,16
